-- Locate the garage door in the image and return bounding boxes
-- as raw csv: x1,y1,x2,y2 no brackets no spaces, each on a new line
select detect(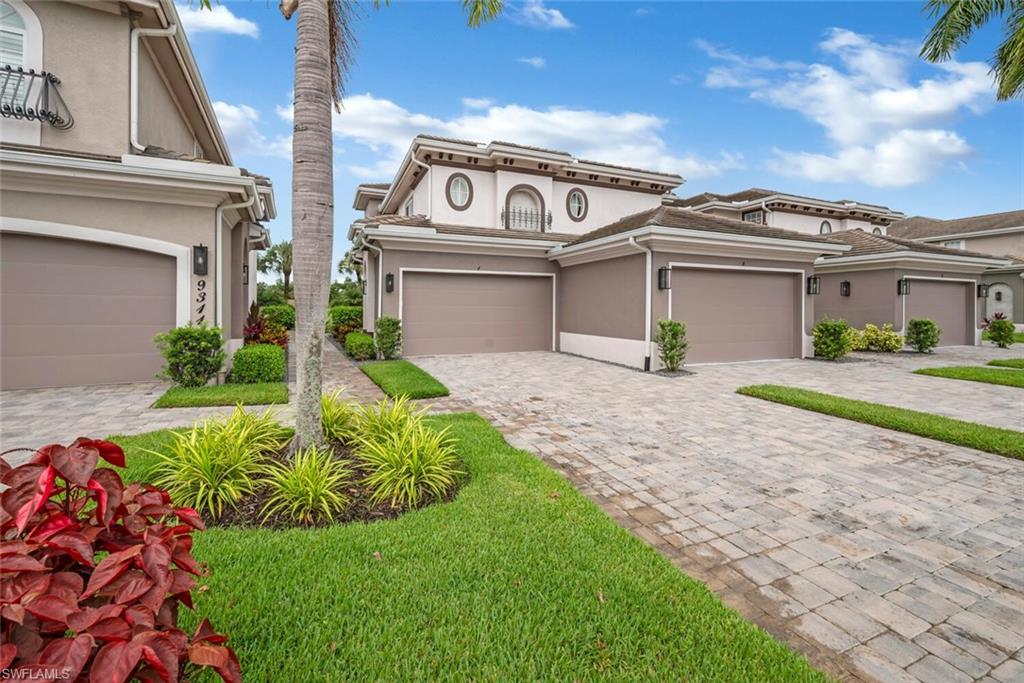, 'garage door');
672,268,799,363
1,233,177,389
905,279,971,346
402,272,553,356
